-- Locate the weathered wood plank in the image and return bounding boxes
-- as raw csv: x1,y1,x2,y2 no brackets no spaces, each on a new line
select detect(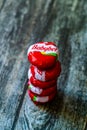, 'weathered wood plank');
0,0,87,130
